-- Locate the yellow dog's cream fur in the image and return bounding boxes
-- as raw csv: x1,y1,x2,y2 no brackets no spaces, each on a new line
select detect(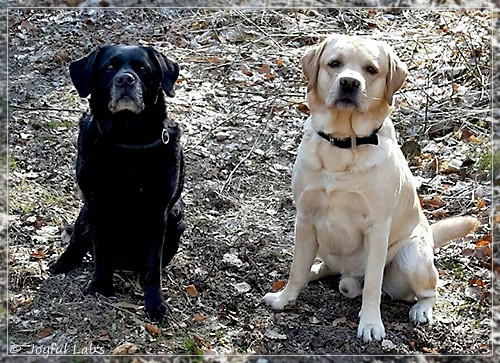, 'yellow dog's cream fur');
263,35,479,342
